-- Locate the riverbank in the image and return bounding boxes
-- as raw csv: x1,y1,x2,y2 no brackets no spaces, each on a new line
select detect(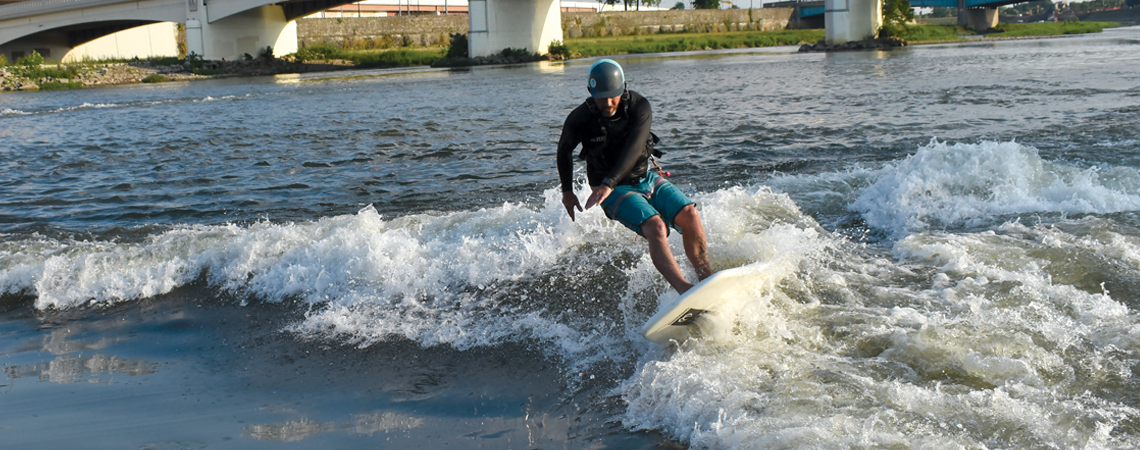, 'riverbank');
798,20,1120,52
0,55,362,92
0,21,1127,92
